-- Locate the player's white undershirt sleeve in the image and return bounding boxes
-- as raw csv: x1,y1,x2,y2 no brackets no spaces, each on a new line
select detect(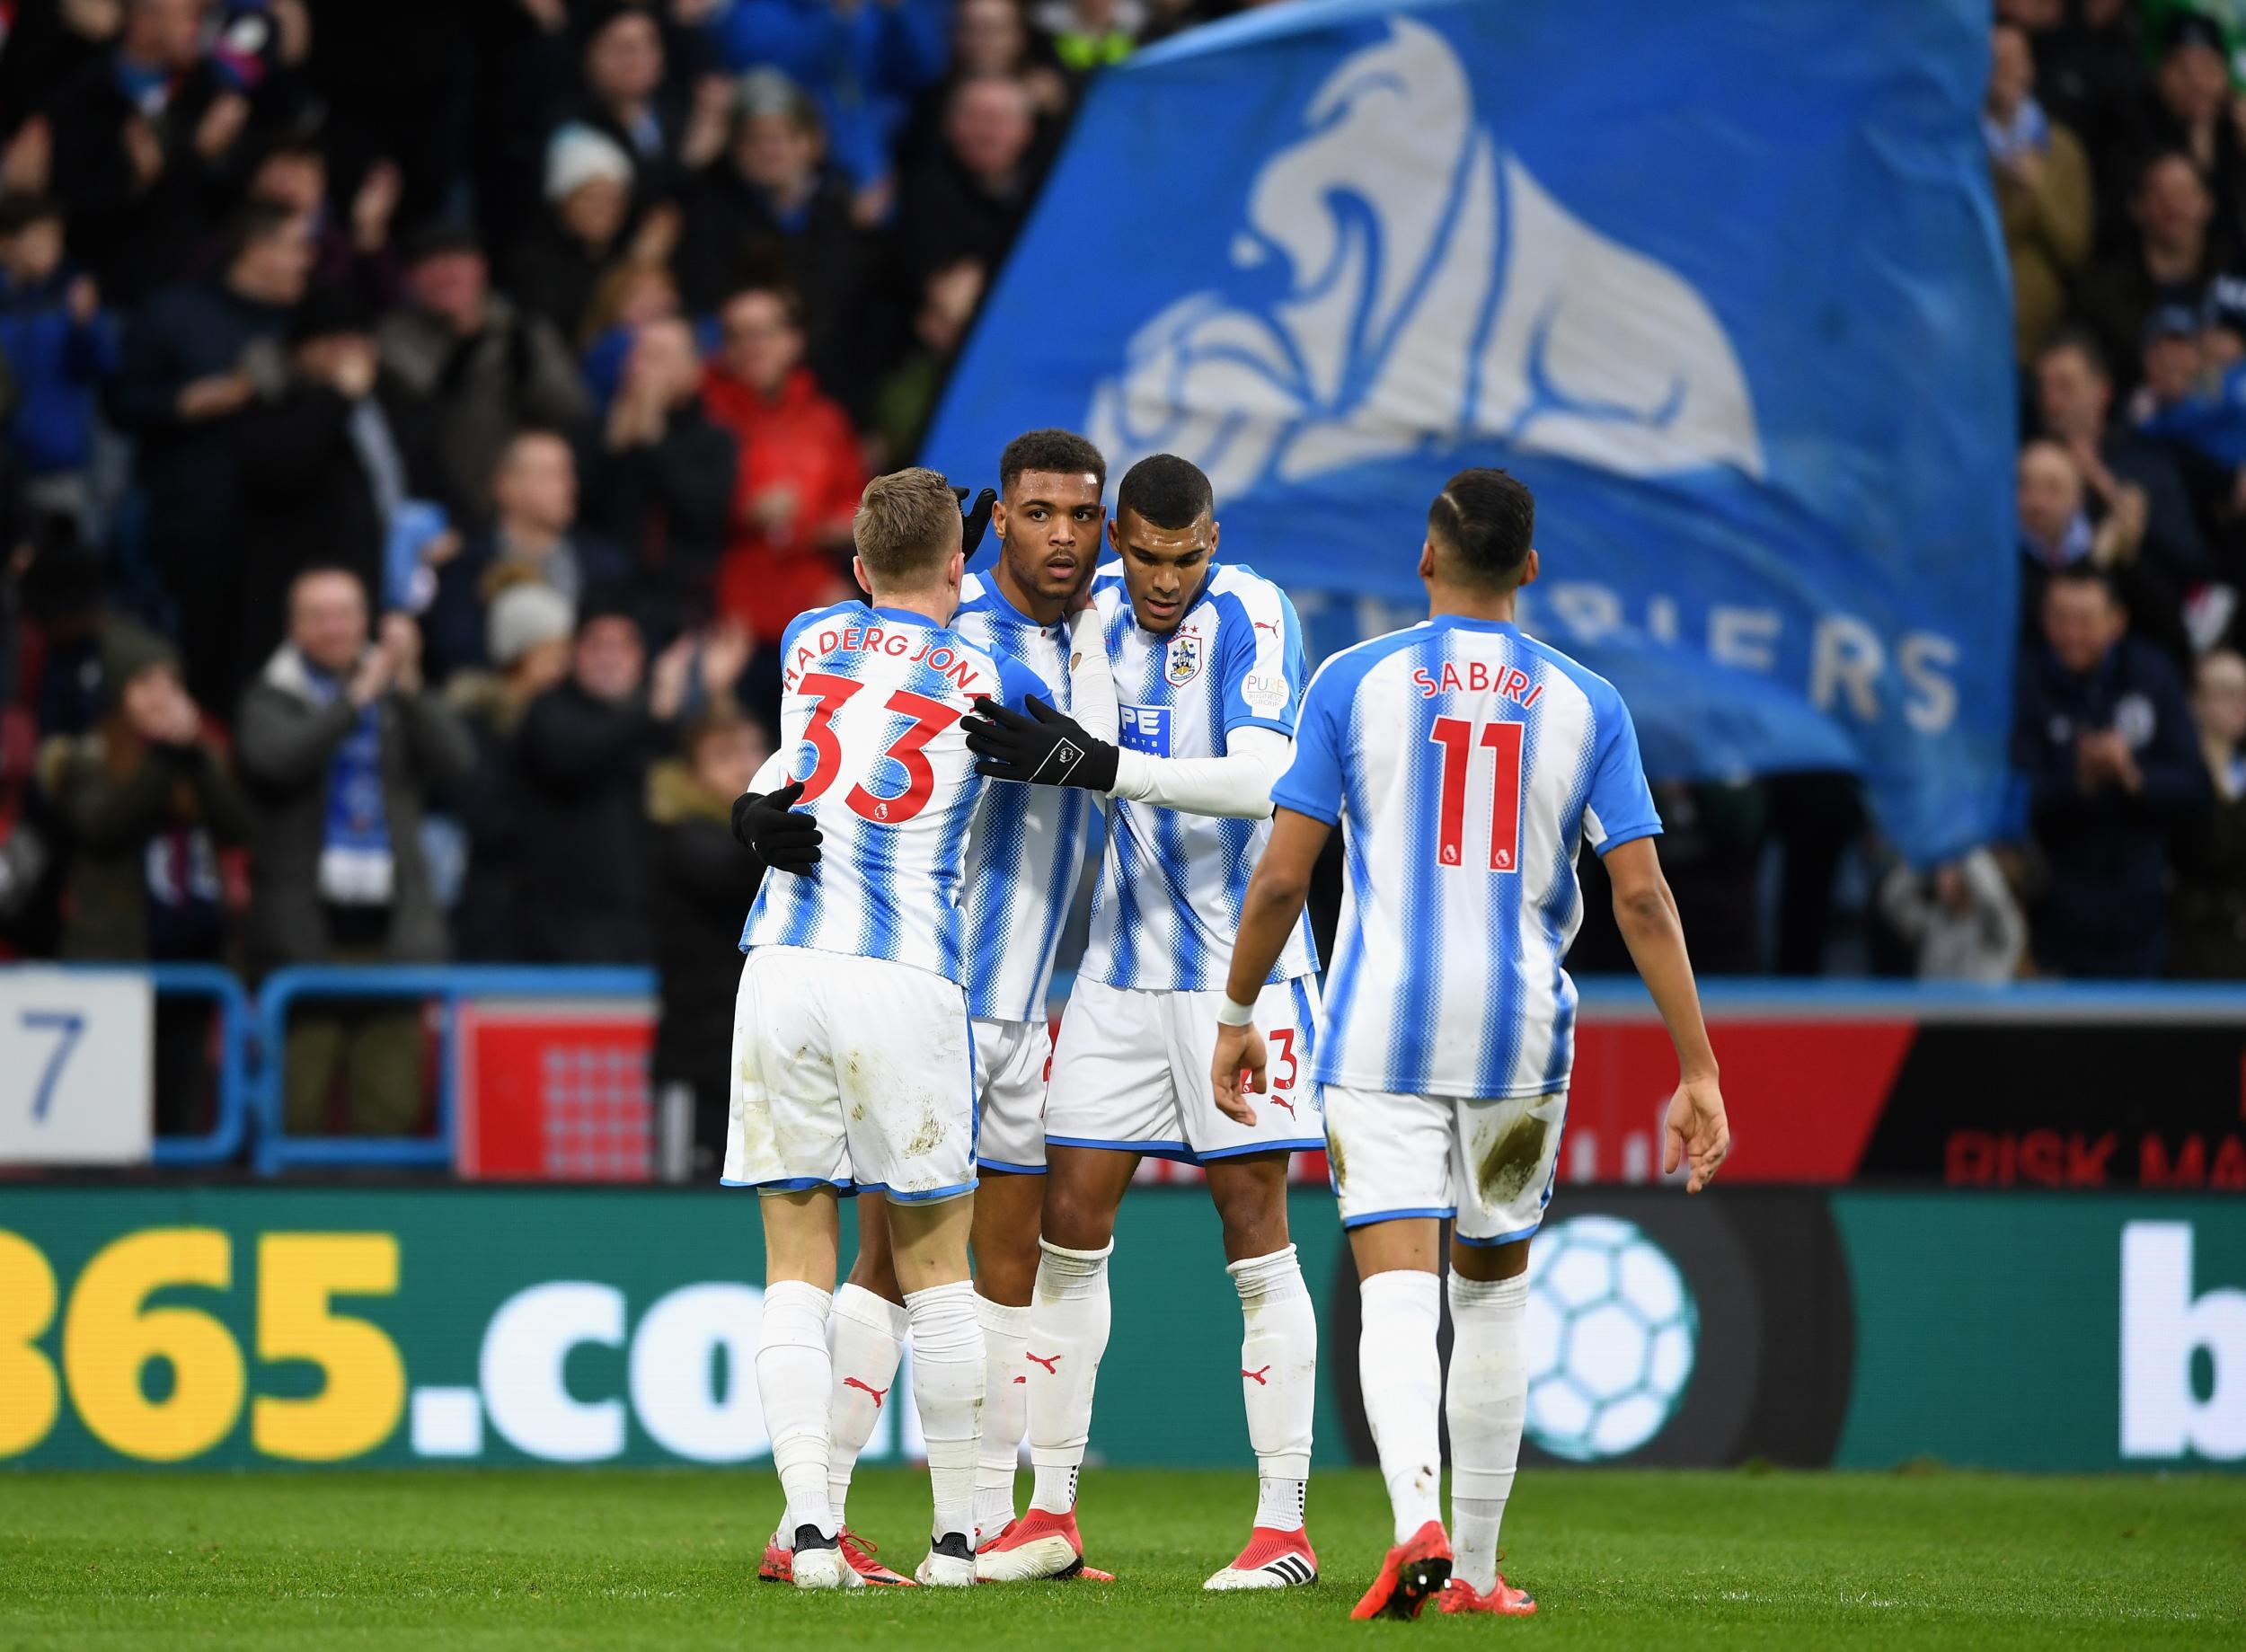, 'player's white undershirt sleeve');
1107,725,1291,820
1068,607,1119,743
746,748,792,798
